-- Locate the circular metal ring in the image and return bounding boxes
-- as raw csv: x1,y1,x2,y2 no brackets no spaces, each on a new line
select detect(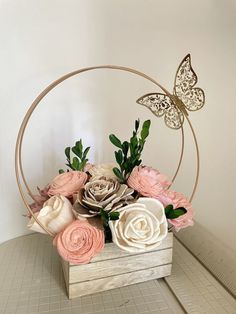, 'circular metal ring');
15,65,199,236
